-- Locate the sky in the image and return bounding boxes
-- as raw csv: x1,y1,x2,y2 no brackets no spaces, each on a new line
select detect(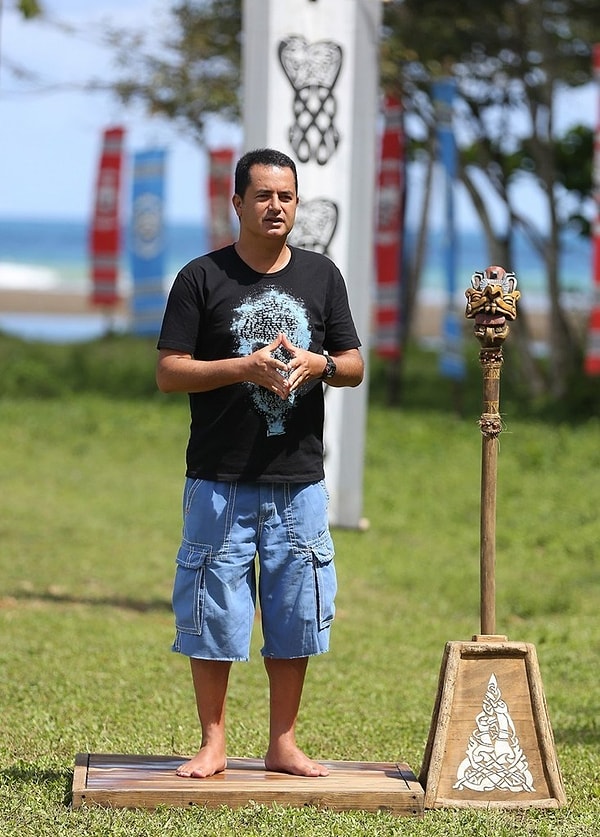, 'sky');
0,1,596,227
0,0,241,224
